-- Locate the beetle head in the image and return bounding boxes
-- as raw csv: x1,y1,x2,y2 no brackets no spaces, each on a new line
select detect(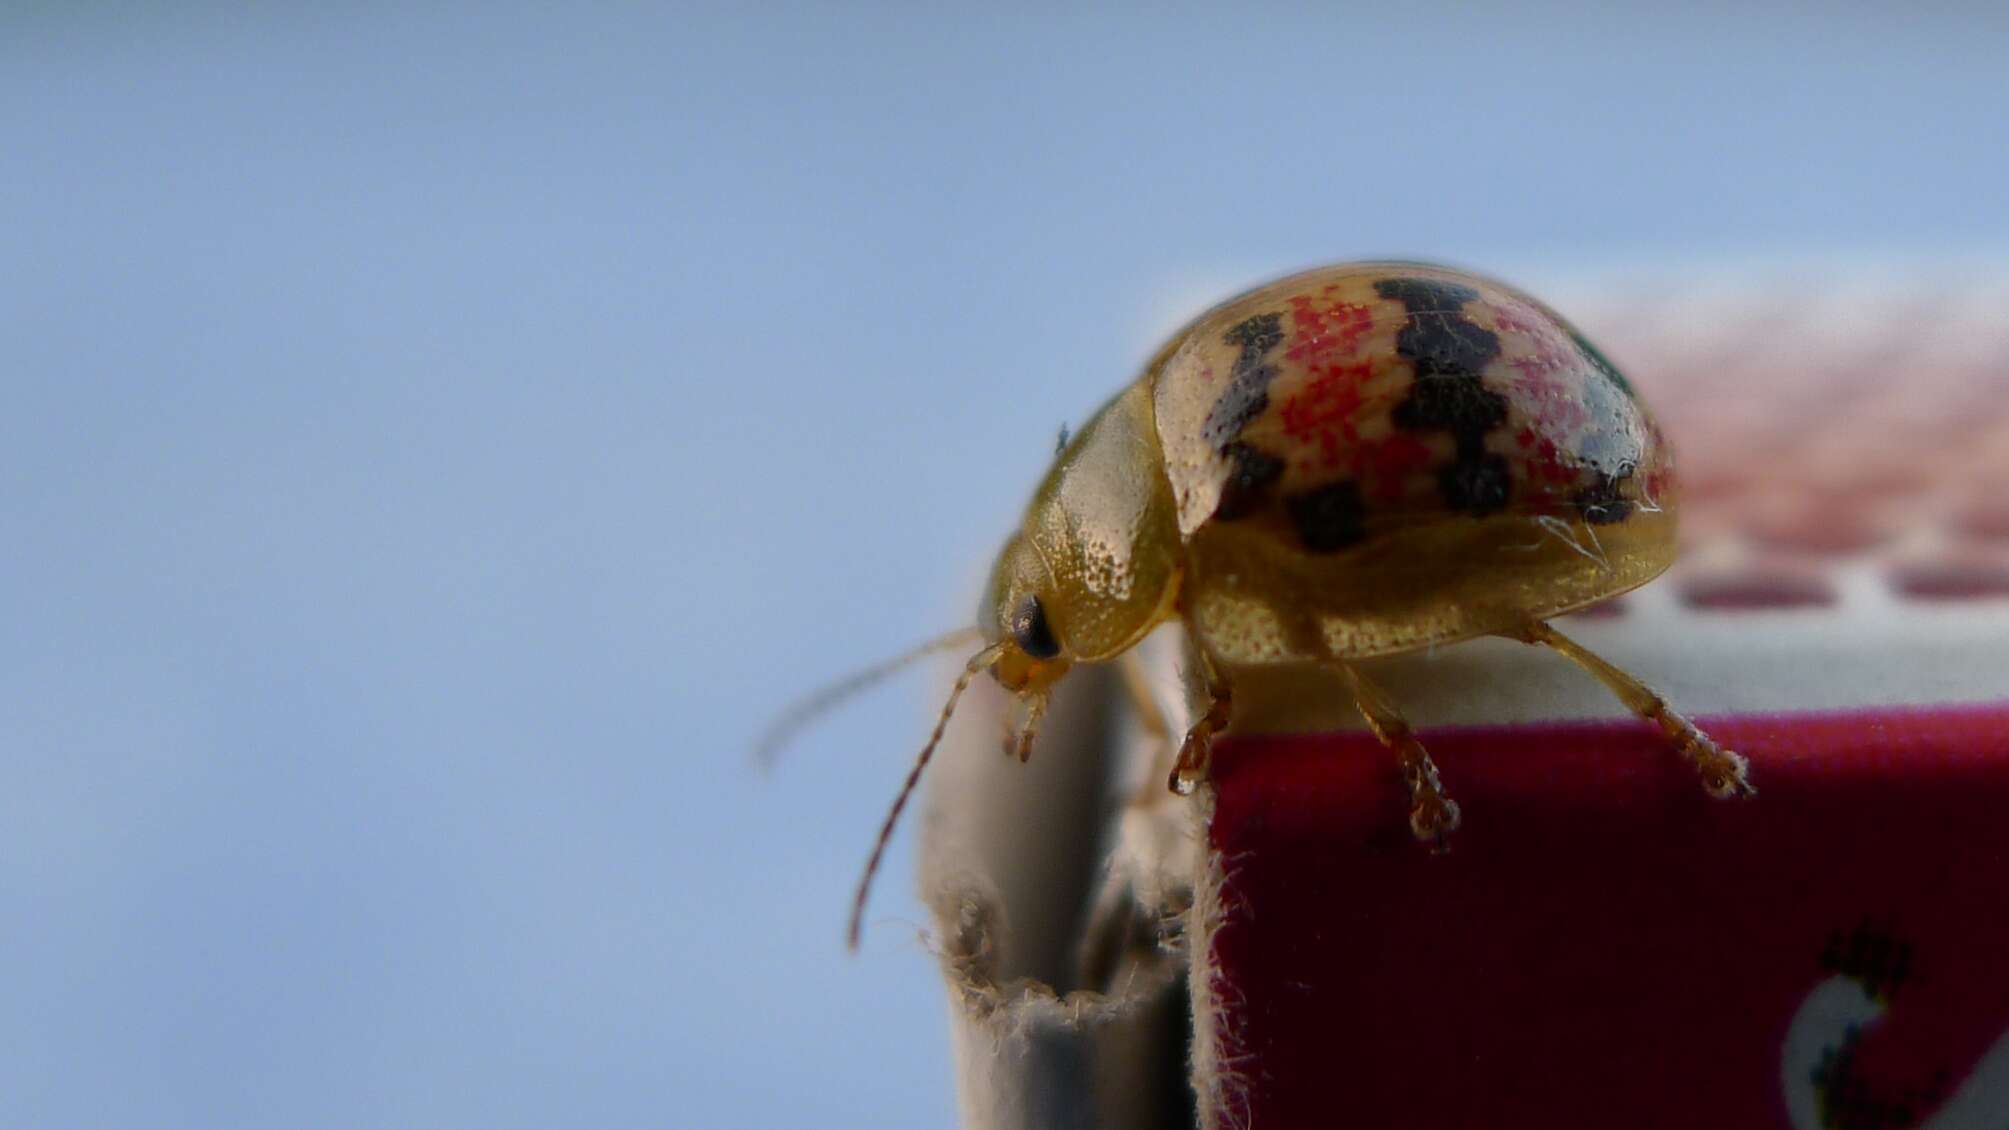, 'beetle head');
980,532,1075,698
